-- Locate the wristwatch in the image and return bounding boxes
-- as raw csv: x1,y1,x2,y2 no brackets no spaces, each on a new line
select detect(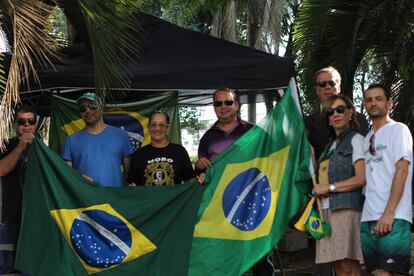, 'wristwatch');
329,183,337,193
